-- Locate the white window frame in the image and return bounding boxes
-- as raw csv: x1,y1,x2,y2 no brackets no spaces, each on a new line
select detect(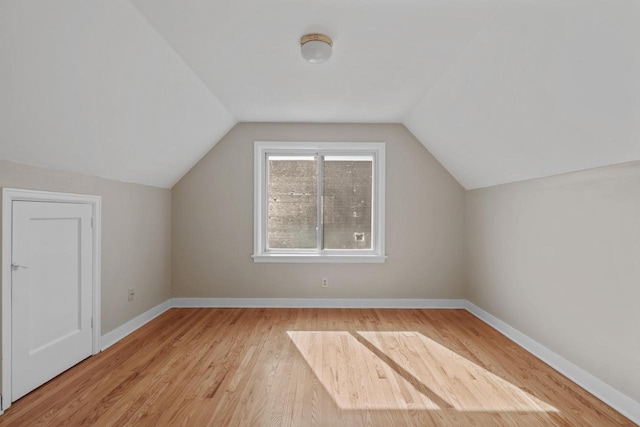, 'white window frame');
253,141,386,263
